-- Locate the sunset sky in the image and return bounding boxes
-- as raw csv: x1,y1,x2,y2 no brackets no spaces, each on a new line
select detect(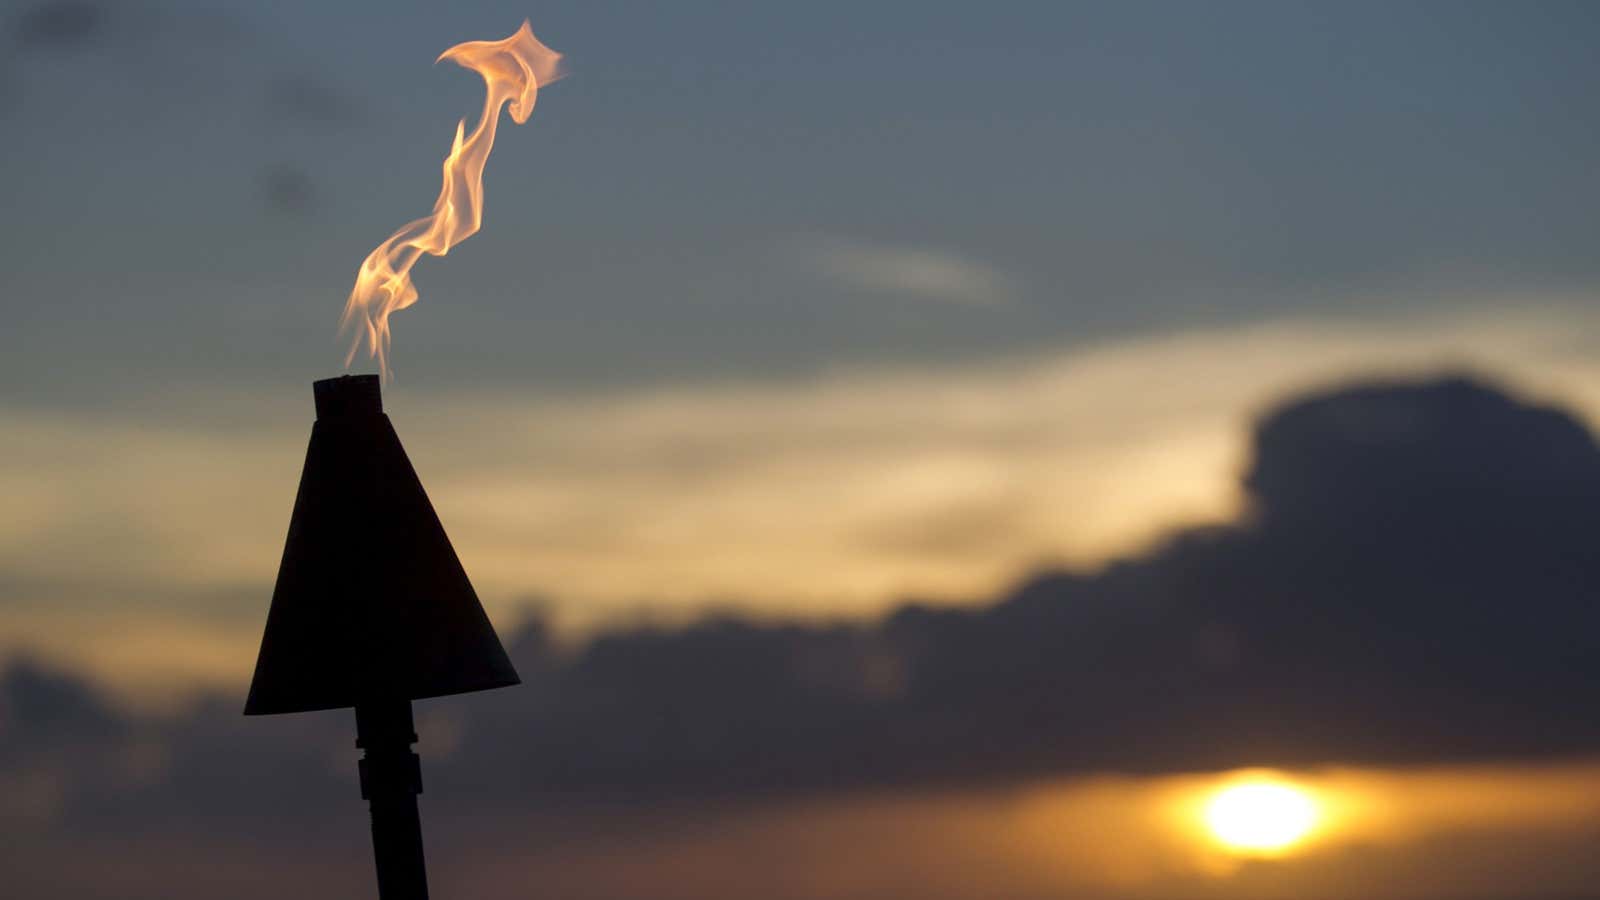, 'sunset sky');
4,2,1600,898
